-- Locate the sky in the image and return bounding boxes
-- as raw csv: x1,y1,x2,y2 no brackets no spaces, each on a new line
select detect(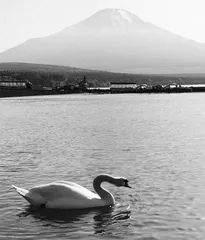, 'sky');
1,0,205,53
